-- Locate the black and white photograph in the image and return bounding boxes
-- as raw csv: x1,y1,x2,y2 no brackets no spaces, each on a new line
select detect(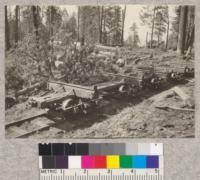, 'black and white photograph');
5,5,195,138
